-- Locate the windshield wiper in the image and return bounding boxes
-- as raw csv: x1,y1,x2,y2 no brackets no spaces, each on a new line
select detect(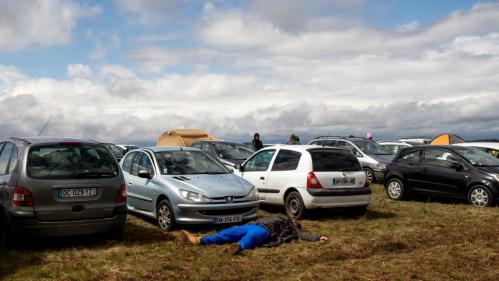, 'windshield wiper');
73,171,115,178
